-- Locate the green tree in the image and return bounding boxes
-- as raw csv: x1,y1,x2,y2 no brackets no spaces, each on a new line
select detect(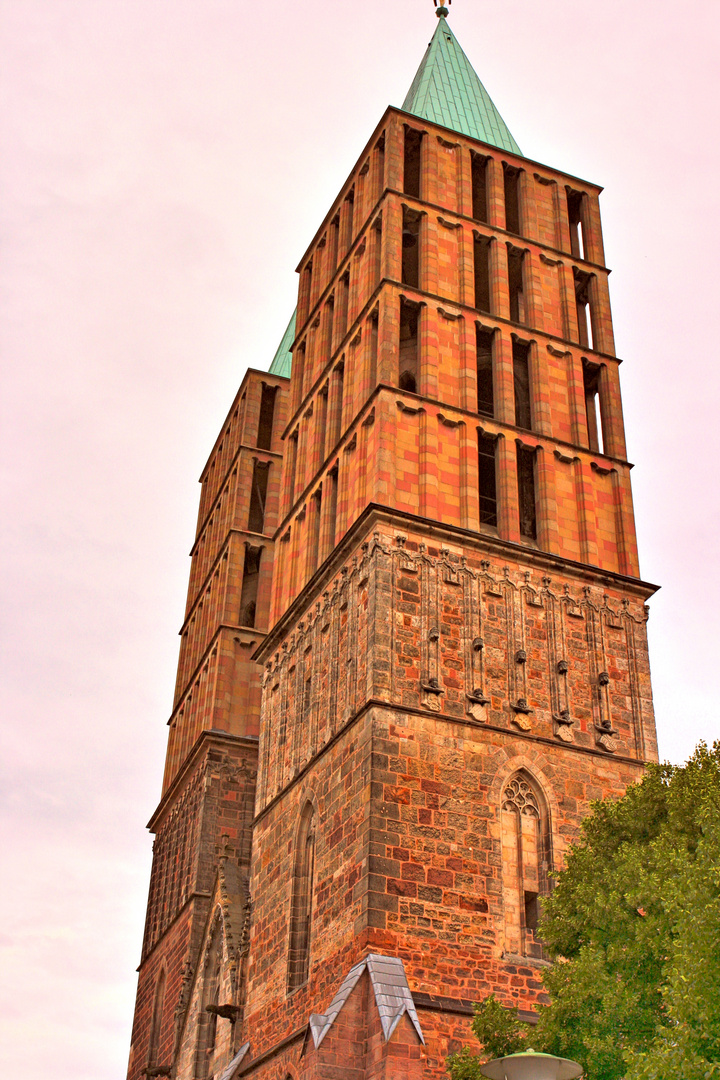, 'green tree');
447,743,720,1080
